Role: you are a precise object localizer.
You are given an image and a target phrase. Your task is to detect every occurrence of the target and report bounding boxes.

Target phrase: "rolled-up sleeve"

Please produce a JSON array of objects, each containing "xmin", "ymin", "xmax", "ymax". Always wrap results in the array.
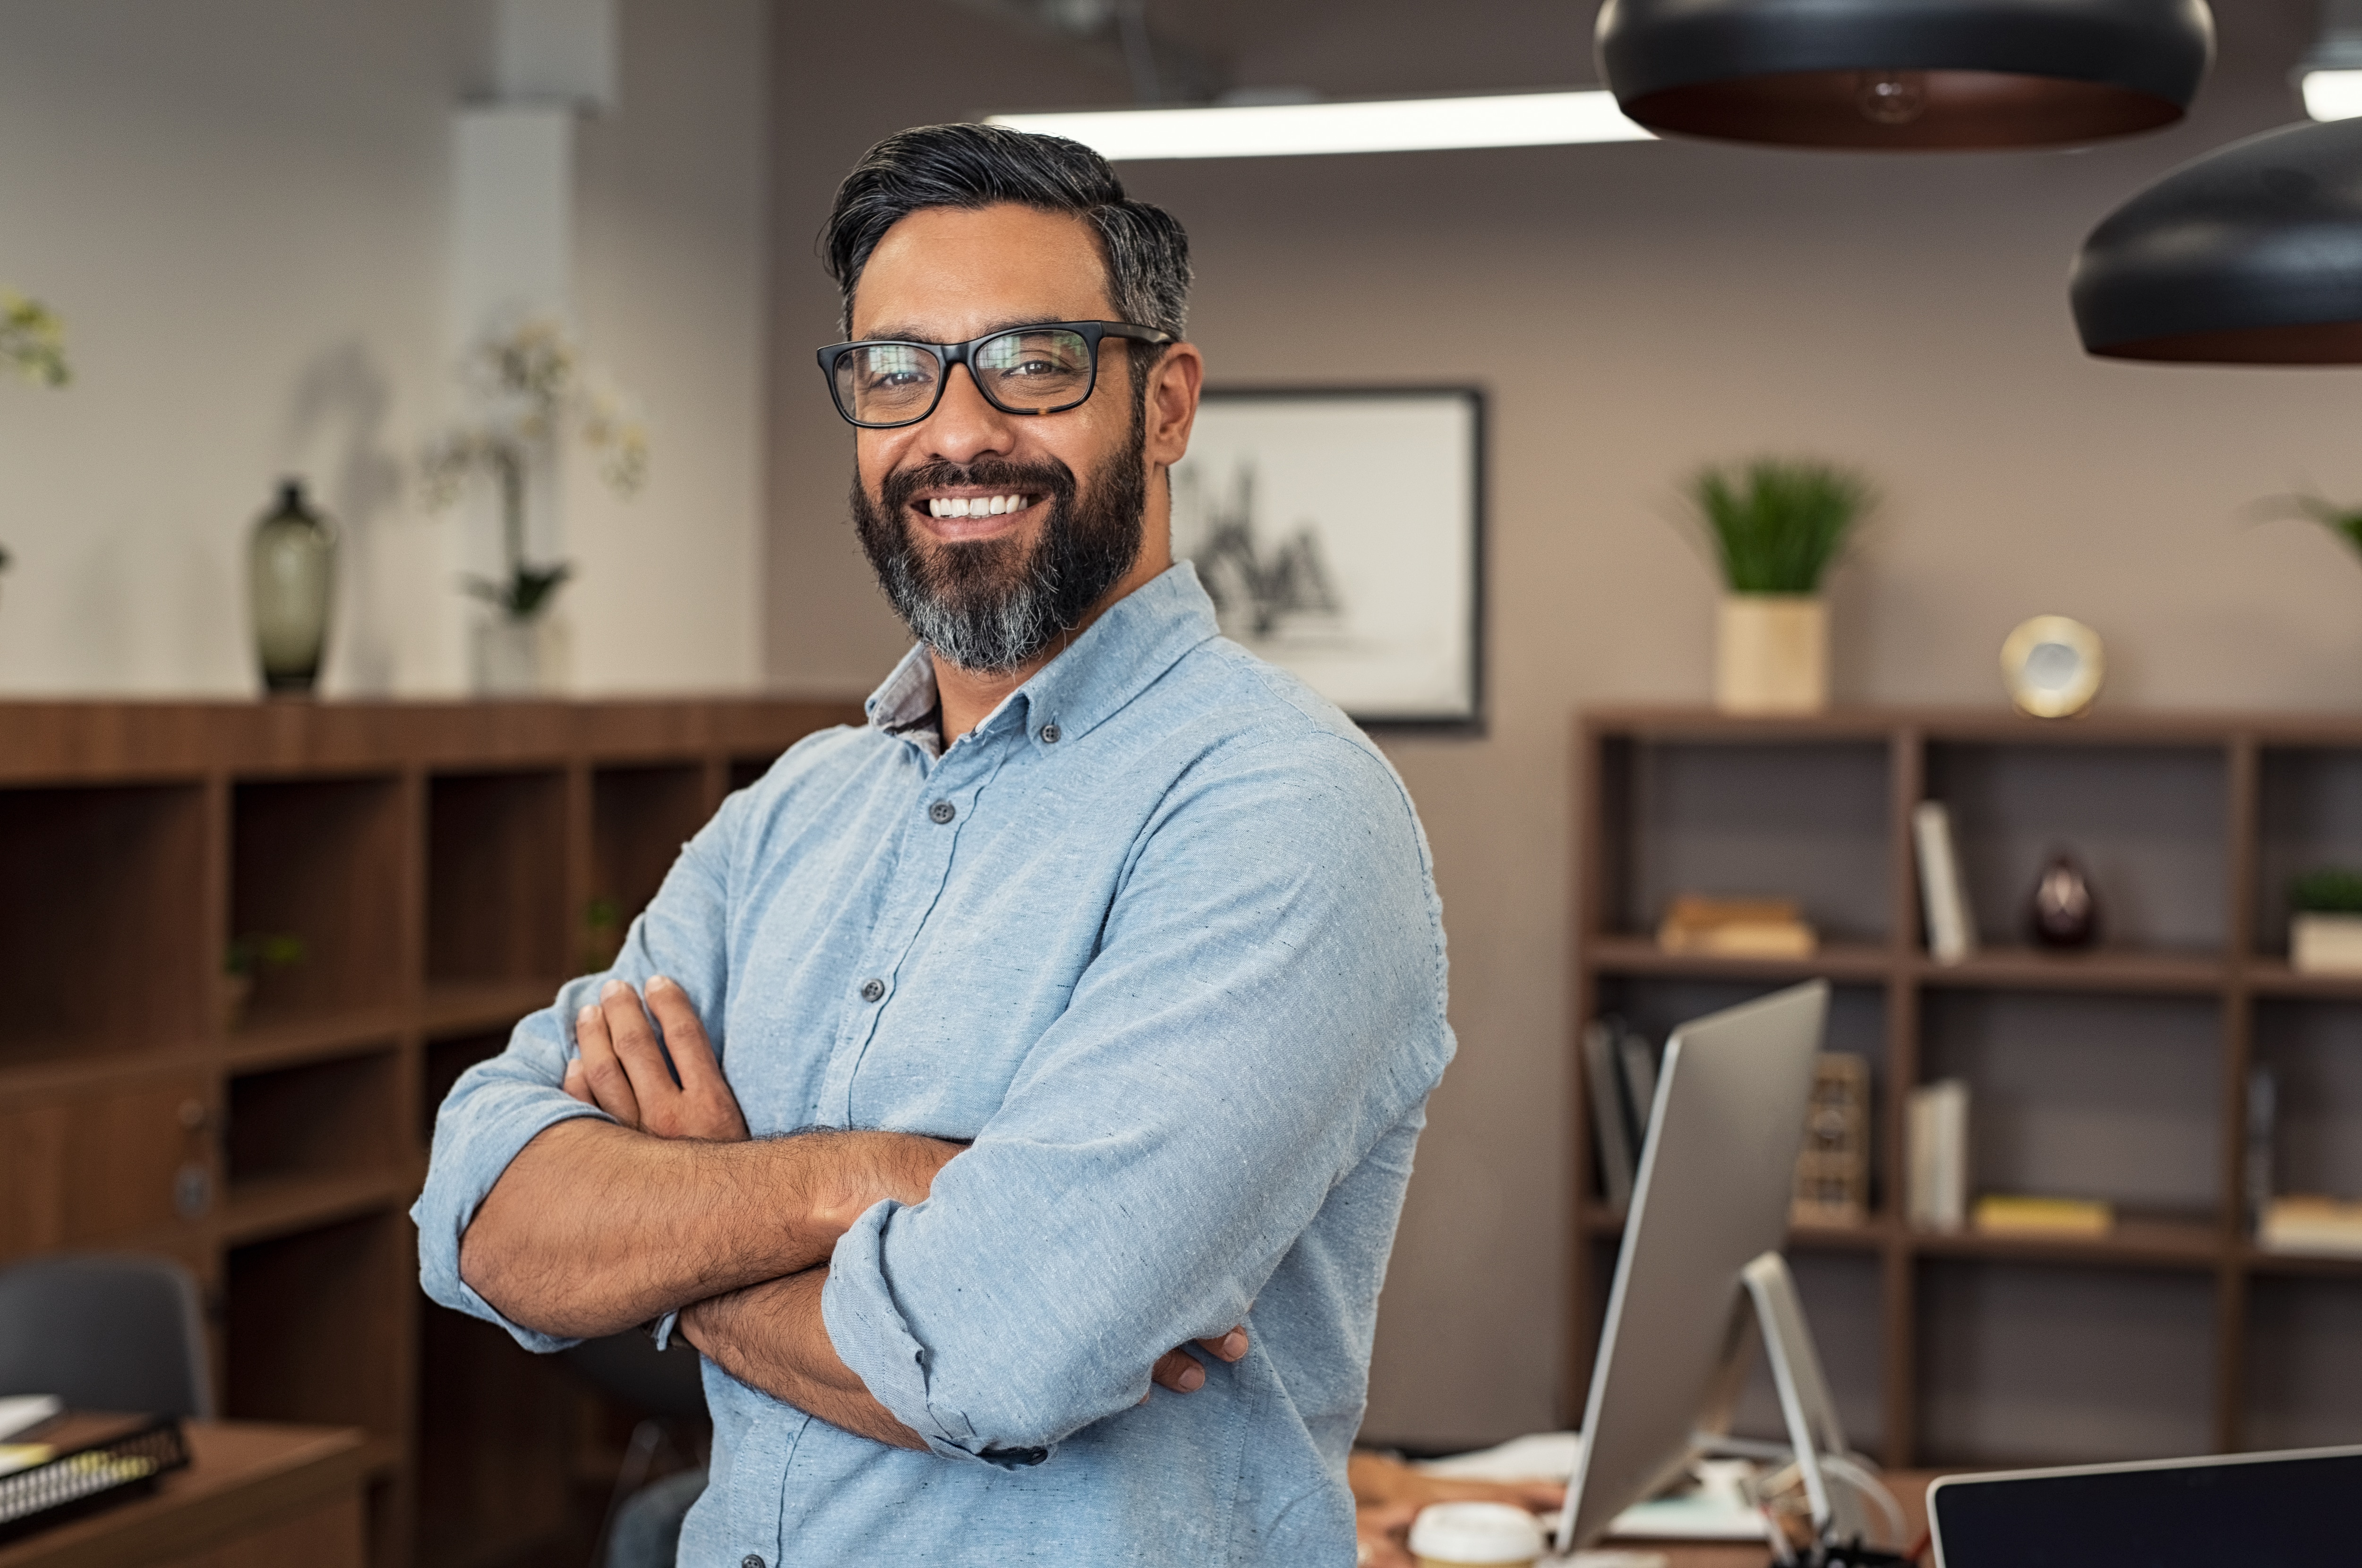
[
  {"xmin": 820, "ymin": 733, "xmax": 1452, "ymax": 1464},
  {"xmin": 411, "ymin": 787, "xmax": 748, "ymax": 1351}
]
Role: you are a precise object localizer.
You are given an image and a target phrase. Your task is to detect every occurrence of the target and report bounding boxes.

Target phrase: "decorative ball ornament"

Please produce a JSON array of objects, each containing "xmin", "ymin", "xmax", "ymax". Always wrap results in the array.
[
  {"xmin": 2002, "ymin": 615, "xmax": 2105, "ymax": 717},
  {"xmin": 1595, "ymin": 0, "xmax": 2215, "ymax": 152}
]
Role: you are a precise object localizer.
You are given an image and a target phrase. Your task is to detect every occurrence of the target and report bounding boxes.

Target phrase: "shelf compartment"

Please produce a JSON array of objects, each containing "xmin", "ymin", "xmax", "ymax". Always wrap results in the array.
[
  {"xmin": 728, "ymin": 754, "xmax": 778, "ymax": 793},
  {"xmin": 1919, "ymin": 989, "xmax": 2225, "ymax": 1219},
  {"xmin": 228, "ymin": 775, "xmax": 405, "ymax": 1031},
  {"xmin": 1598, "ymin": 735, "xmax": 1893, "ymax": 946},
  {"xmin": 224, "ymin": 1209, "xmax": 408, "ymax": 1435},
  {"xmin": 2255, "ymin": 745, "xmax": 2362, "ymax": 960},
  {"xmin": 2250, "ymin": 997, "xmax": 2362, "ymax": 1207},
  {"xmin": 589, "ymin": 763, "xmax": 710, "ymax": 969},
  {"xmin": 1924, "ymin": 740, "xmax": 2228, "ymax": 954},
  {"xmin": 225, "ymin": 1048, "xmax": 402, "ymax": 1187},
  {"xmin": 1915, "ymin": 1258, "xmax": 2217, "ymax": 1467},
  {"xmin": 1915, "ymin": 946, "xmax": 2225, "ymax": 994},
  {"xmin": 2242, "ymin": 1274, "xmax": 2362, "ymax": 1451},
  {"xmin": 416, "ymin": 1307, "xmax": 583, "ymax": 1567},
  {"xmin": 0, "ymin": 783, "xmax": 207, "ymax": 1062},
  {"xmin": 427, "ymin": 769, "xmax": 568, "ymax": 987}
]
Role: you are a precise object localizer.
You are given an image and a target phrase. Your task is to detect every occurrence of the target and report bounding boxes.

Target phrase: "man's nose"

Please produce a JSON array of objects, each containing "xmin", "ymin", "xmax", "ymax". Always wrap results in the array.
[{"xmin": 919, "ymin": 363, "xmax": 1017, "ymax": 465}]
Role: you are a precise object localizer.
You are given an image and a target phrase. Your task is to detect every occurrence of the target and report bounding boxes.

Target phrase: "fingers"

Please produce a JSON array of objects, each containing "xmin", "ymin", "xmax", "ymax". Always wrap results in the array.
[
  {"xmin": 600, "ymin": 978, "xmax": 676, "ymax": 1099},
  {"xmin": 1196, "ymin": 1325, "xmax": 1249, "ymax": 1363},
  {"xmin": 572, "ymin": 996, "xmax": 642, "ymax": 1127},
  {"xmin": 561, "ymin": 1057, "xmax": 593, "ymax": 1105},
  {"xmin": 644, "ymin": 976, "xmax": 720, "ymax": 1091},
  {"xmin": 1150, "ymin": 1347, "xmax": 1206, "ymax": 1393}
]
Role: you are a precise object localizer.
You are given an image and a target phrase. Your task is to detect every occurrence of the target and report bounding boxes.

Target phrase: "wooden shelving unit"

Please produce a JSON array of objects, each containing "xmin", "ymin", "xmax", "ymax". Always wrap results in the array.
[
  {"xmin": 0, "ymin": 696, "xmax": 859, "ymax": 1566},
  {"xmin": 1572, "ymin": 707, "xmax": 2362, "ymax": 1472}
]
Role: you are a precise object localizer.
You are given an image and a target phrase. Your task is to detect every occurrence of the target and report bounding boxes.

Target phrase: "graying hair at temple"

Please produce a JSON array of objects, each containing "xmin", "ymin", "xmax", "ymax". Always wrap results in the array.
[{"xmin": 819, "ymin": 122, "xmax": 1193, "ymax": 352}]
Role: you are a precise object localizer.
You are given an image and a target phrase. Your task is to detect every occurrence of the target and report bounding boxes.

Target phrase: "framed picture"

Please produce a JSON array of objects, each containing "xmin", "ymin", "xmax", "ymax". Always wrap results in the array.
[{"xmin": 1171, "ymin": 386, "xmax": 1485, "ymax": 729}]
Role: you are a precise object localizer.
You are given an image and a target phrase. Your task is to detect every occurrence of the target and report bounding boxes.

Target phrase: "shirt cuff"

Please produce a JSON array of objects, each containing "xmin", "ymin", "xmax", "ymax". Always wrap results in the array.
[
  {"xmin": 413, "ymin": 1089, "xmax": 612, "ymax": 1355},
  {"xmin": 821, "ymin": 1200, "xmax": 1053, "ymax": 1470}
]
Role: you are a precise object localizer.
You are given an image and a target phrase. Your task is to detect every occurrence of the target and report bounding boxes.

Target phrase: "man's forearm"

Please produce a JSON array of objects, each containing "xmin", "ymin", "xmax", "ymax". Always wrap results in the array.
[
  {"xmin": 458, "ymin": 1118, "xmax": 955, "ymax": 1339},
  {"xmin": 680, "ymin": 1270, "xmax": 928, "ymax": 1451}
]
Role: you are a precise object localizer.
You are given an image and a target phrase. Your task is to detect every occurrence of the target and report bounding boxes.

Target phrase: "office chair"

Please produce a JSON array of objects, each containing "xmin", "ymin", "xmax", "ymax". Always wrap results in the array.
[
  {"xmin": 0, "ymin": 1253, "xmax": 216, "ymax": 1418},
  {"xmin": 562, "ymin": 1330, "xmax": 709, "ymax": 1568}
]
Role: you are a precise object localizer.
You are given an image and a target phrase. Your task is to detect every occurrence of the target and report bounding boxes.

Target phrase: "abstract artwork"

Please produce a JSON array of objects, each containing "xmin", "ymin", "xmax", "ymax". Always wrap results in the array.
[{"xmin": 1171, "ymin": 387, "xmax": 1483, "ymax": 726}]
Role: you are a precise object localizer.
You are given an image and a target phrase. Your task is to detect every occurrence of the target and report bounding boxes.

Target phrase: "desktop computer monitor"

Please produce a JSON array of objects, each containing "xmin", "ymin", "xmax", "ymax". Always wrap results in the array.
[{"xmin": 1552, "ymin": 980, "xmax": 1830, "ymax": 1553}]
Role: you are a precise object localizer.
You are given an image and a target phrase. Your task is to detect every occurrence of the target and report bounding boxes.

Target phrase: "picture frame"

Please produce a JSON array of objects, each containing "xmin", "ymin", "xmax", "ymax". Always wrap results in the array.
[{"xmin": 1171, "ymin": 385, "xmax": 1486, "ymax": 730}]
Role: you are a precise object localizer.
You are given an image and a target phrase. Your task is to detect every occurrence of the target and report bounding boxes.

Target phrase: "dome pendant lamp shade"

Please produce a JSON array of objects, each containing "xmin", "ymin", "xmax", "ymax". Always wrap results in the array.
[
  {"xmin": 2075, "ymin": 118, "xmax": 2362, "ymax": 363},
  {"xmin": 1596, "ymin": 0, "xmax": 2215, "ymax": 151}
]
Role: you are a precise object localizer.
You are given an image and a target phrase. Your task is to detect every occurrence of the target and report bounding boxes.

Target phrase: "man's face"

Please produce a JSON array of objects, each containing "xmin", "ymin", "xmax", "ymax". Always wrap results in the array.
[{"xmin": 847, "ymin": 204, "xmax": 1157, "ymax": 673}]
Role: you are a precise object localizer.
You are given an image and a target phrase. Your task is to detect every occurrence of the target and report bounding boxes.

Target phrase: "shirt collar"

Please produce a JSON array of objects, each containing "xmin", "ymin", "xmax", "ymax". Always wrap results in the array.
[{"xmin": 862, "ymin": 562, "xmax": 1220, "ymax": 755}]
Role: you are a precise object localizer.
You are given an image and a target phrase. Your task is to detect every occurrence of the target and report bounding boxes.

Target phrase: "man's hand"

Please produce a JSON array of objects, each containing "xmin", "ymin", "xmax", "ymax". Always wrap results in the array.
[{"xmin": 564, "ymin": 975, "xmax": 749, "ymax": 1141}]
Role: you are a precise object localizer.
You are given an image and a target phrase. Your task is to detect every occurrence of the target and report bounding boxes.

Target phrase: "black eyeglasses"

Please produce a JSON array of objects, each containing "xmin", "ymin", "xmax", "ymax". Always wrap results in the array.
[{"xmin": 816, "ymin": 320, "xmax": 1175, "ymax": 429}]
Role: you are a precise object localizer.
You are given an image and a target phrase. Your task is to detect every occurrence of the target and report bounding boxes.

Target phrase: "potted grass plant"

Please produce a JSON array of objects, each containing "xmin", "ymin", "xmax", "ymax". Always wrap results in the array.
[
  {"xmin": 1686, "ymin": 457, "xmax": 1874, "ymax": 714},
  {"xmin": 2291, "ymin": 868, "xmax": 2362, "ymax": 974}
]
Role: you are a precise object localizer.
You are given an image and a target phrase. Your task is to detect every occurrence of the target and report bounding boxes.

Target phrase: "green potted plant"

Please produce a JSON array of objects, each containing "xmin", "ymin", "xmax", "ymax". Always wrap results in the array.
[
  {"xmin": 2291, "ymin": 868, "xmax": 2362, "ymax": 974},
  {"xmin": 422, "ymin": 315, "xmax": 646, "ymax": 695},
  {"xmin": 1, "ymin": 290, "xmax": 70, "ymax": 596},
  {"xmin": 1685, "ymin": 457, "xmax": 1874, "ymax": 714}
]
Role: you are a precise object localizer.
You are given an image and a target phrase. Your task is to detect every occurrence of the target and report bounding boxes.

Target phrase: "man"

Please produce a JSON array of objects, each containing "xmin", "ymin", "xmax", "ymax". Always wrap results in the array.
[{"xmin": 416, "ymin": 123, "xmax": 1453, "ymax": 1567}]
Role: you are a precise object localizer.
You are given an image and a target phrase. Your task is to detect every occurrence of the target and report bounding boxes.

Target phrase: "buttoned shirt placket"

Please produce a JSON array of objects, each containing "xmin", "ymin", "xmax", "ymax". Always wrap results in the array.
[{"xmin": 813, "ymin": 700, "xmax": 1023, "ymax": 1124}]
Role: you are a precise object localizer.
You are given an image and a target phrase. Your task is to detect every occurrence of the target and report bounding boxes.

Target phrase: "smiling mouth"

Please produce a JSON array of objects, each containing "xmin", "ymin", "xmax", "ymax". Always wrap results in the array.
[{"xmin": 920, "ymin": 493, "xmax": 1036, "ymax": 520}]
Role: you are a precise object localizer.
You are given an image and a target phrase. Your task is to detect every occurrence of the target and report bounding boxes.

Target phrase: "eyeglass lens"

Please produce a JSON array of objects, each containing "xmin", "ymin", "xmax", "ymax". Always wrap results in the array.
[{"xmin": 834, "ymin": 328, "xmax": 1096, "ymax": 424}]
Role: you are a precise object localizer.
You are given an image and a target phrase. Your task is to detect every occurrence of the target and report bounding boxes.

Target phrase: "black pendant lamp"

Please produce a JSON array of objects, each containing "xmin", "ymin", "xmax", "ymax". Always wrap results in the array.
[
  {"xmin": 1597, "ymin": 0, "xmax": 2216, "ymax": 151},
  {"xmin": 2075, "ymin": 117, "xmax": 2362, "ymax": 363}
]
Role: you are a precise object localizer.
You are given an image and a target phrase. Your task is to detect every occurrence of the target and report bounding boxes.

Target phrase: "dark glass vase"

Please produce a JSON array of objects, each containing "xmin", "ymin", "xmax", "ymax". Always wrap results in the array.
[
  {"xmin": 249, "ymin": 479, "xmax": 334, "ymax": 694},
  {"xmin": 2028, "ymin": 852, "xmax": 2100, "ymax": 949}
]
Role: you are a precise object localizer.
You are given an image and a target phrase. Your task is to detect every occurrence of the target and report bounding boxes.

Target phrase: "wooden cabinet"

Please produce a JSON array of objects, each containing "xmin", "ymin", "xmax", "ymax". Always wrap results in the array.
[{"xmin": 0, "ymin": 698, "xmax": 860, "ymax": 1566}]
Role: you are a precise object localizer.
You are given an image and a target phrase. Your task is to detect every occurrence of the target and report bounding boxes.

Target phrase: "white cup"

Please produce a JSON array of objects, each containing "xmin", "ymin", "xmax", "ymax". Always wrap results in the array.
[{"xmin": 1407, "ymin": 1500, "xmax": 1547, "ymax": 1568}]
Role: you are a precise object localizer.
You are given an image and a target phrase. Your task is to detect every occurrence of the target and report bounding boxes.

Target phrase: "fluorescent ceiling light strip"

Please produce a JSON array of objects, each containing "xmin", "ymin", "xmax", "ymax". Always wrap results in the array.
[
  {"xmin": 2303, "ymin": 69, "xmax": 2362, "ymax": 121},
  {"xmin": 985, "ymin": 91, "xmax": 1653, "ymax": 161}
]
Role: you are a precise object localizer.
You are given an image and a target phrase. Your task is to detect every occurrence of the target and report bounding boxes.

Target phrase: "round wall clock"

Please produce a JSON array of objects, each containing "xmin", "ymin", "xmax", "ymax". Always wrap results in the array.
[{"xmin": 2002, "ymin": 615, "xmax": 2105, "ymax": 717}]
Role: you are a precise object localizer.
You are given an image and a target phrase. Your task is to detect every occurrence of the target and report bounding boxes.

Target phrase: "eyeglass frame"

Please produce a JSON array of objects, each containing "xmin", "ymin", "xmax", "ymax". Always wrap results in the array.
[{"xmin": 815, "ymin": 320, "xmax": 1177, "ymax": 429}]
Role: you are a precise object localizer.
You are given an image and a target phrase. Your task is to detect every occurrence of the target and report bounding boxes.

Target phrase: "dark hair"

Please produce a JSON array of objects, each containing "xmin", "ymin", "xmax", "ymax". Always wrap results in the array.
[{"xmin": 820, "ymin": 123, "xmax": 1191, "ymax": 345}]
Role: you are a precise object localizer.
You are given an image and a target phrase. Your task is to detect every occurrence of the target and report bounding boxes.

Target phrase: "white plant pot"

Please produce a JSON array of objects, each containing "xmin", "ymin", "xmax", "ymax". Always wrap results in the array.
[
  {"xmin": 1716, "ymin": 594, "xmax": 1829, "ymax": 715},
  {"xmin": 2292, "ymin": 912, "xmax": 2362, "ymax": 974},
  {"xmin": 472, "ymin": 614, "xmax": 573, "ymax": 697}
]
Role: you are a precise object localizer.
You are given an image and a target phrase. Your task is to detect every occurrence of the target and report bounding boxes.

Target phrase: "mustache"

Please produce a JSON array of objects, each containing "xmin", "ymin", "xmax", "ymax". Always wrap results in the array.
[{"xmin": 878, "ymin": 456, "xmax": 1076, "ymax": 520}]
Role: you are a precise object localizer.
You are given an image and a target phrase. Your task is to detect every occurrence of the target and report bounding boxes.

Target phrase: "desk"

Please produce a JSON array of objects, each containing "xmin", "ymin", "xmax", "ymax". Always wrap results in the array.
[
  {"xmin": 1629, "ymin": 1472, "xmax": 1936, "ymax": 1568},
  {"xmin": 0, "ymin": 1419, "xmax": 375, "ymax": 1568}
]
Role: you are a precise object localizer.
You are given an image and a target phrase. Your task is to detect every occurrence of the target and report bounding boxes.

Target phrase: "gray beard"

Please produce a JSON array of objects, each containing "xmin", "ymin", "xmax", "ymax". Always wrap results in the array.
[{"xmin": 852, "ymin": 436, "xmax": 1149, "ymax": 674}]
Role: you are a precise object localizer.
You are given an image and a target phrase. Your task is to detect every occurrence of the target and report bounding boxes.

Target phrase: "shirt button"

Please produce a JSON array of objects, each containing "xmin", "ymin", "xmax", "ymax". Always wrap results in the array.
[
  {"xmin": 1040, "ymin": 723, "xmax": 1061, "ymax": 743},
  {"xmin": 928, "ymin": 799, "xmax": 957, "ymax": 824},
  {"xmin": 744, "ymin": 1557, "xmax": 766, "ymax": 1568},
  {"xmin": 859, "ymin": 978, "xmax": 885, "ymax": 1003}
]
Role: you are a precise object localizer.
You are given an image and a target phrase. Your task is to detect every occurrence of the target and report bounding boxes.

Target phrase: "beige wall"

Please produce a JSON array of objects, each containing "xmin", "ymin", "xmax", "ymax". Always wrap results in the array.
[
  {"xmin": 0, "ymin": 0, "xmax": 767, "ymax": 696},
  {"xmin": 763, "ymin": 0, "xmax": 2362, "ymax": 1447}
]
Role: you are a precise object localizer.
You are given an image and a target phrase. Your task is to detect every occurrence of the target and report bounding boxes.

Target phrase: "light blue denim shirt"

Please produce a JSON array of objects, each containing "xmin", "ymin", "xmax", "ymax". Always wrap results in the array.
[{"xmin": 414, "ymin": 563, "xmax": 1455, "ymax": 1567}]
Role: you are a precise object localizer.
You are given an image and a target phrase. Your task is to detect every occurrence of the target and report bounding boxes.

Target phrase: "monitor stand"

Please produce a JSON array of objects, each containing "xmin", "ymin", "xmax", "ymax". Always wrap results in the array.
[{"xmin": 1694, "ymin": 1251, "xmax": 1903, "ymax": 1562}]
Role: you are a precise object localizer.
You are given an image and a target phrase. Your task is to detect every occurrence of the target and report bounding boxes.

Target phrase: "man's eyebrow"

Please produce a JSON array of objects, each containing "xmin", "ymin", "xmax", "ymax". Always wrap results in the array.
[{"xmin": 853, "ymin": 315, "xmax": 1084, "ymax": 343}]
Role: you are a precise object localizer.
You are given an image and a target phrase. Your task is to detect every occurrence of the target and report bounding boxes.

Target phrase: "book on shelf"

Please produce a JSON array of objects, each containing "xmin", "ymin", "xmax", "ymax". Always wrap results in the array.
[
  {"xmin": 1912, "ymin": 800, "xmax": 1978, "ymax": 965},
  {"xmin": 1792, "ymin": 1053, "xmax": 1871, "ymax": 1228},
  {"xmin": 1655, "ymin": 895, "xmax": 1816, "ymax": 958},
  {"xmin": 1583, "ymin": 1019, "xmax": 1636, "ymax": 1213},
  {"xmin": 1973, "ymin": 1193, "xmax": 2114, "ymax": 1237},
  {"xmin": 1906, "ymin": 1078, "xmax": 1970, "ymax": 1231},
  {"xmin": 2259, "ymin": 1195, "xmax": 2362, "ymax": 1256}
]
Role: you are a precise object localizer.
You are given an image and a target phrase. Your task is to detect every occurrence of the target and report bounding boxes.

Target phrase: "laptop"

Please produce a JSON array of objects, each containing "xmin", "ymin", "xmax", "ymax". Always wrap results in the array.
[{"xmin": 1929, "ymin": 1445, "xmax": 2362, "ymax": 1568}]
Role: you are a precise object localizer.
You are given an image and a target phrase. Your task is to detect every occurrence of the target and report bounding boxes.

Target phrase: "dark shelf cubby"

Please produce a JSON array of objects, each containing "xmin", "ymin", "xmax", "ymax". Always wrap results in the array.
[
  {"xmin": 427, "ymin": 770, "xmax": 568, "ymax": 987},
  {"xmin": 230, "ymin": 775, "xmax": 406, "ymax": 1030}
]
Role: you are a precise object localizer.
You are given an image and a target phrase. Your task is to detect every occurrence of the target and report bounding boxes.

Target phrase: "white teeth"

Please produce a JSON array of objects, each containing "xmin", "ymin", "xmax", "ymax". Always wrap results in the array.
[{"xmin": 926, "ymin": 494, "xmax": 1028, "ymax": 519}]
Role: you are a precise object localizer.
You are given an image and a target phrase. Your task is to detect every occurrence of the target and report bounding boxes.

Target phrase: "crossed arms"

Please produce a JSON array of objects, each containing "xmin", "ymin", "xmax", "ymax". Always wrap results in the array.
[{"xmin": 457, "ymin": 974, "xmax": 1246, "ymax": 1451}]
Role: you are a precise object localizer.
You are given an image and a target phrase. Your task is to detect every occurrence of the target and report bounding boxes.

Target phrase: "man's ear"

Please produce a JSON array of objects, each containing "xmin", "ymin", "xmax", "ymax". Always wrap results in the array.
[{"xmin": 1143, "ymin": 342, "xmax": 1203, "ymax": 472}]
